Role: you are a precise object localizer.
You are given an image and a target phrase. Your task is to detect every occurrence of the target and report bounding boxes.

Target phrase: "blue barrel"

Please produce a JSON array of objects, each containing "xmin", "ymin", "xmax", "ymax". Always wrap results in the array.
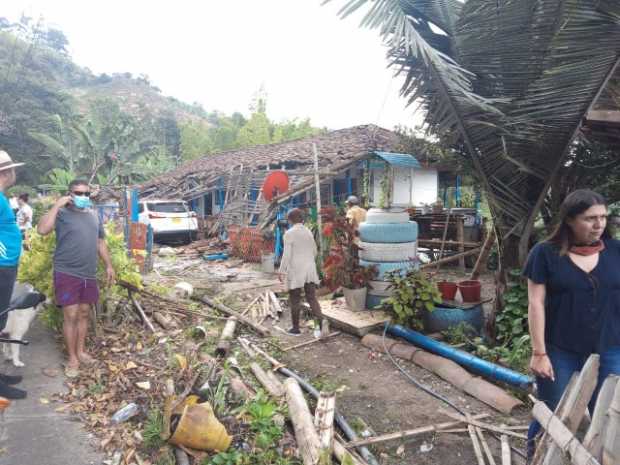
[{"xmin": 422, "ymin": 305, "xmax": 484, "ymax": 334}]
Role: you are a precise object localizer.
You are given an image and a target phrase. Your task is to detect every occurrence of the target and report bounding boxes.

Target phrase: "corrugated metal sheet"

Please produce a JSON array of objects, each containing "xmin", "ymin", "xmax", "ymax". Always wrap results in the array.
[{"xmin": 374, "ymin": 151, "xmax": 421, "ymax": 168}]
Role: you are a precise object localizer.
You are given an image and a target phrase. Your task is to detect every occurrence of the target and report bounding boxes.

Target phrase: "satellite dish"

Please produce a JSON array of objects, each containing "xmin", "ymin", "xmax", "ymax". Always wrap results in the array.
[{"xmin": 261, "ymin": 171, "xmax": 289, "ymax": 201}]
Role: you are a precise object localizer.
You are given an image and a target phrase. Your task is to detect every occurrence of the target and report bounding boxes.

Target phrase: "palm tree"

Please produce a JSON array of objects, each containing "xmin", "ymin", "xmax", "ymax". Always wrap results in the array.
[{"xmin": 331, "ymin": 0, "xmax": 620, "ymax": 268}]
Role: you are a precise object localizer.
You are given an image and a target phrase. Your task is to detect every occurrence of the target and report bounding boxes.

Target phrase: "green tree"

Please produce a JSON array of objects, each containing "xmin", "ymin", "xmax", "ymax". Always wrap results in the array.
[
  {"xmin": 180, "ymin": 120, "xmax": 213, "ymax": 161},
  {"xmin": 332, "ymin": 0, "xmax": 620, "ymax": 268}
]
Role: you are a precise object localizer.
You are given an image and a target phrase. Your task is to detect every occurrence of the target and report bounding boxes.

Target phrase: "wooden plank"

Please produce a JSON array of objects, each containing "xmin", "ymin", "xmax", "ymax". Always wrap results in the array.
[
  {"xmin": 321, "ymin": 303, "xmax": 390, "ymax": 337},
  {"xmin": 530, "ymin": 395, "xmax": 603, "ymax": 465},
  {"xmin": 602, "ymin": 379, "xmax": 620, "ymax": 465},
  {"xmin": 540, "ymin": 355, "xmax": 600, "ymax": 465},
  {"xmin": 584, "ymin": 376, "xmax": 618, "ymax": 460},
  {"xmin": 457, "ymin": 217, "xmax": 466, "ymax": 271},
  {"xmin": 419, "ymin": 239, "xmax": 482, "ymax": 248}
]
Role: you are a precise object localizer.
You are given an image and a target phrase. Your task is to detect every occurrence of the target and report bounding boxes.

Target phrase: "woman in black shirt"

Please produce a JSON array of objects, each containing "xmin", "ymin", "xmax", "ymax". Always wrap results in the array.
[{"xmin": 524, "ymin": 189, "xmax": 620, "ymax": 457}]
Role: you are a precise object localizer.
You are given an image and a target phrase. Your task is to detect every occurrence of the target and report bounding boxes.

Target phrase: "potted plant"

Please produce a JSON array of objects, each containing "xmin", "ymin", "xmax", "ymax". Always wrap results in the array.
[
  {"xmin": 382, "ymin": 269, "xmax": 442, "ymax": 329},
  {"xmin": 322, "ymin": 215, "xmax": 377, "ymax": 310}
]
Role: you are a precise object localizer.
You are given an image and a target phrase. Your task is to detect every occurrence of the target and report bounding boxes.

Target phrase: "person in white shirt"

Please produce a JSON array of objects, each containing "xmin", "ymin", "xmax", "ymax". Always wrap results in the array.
[
  {"xmin": 278, "ymin": 208, "xmax": 323, "ymax": 336},
  {"xmin": 16, "ymin": 193, "xmax": 33, "ymax": 241}
]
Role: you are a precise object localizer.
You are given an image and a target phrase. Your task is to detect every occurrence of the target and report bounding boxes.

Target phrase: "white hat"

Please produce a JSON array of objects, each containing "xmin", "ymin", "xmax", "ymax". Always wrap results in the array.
[{"xmin": 0, "ymin": 151, "xmax": 24, "ymax": 172}]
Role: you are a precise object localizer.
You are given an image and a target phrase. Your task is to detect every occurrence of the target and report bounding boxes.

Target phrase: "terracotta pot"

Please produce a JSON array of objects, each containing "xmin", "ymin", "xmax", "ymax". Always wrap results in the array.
[
  {"xmin": 457, "ymin": 280, "xmax": 481, "ymax": 303},
  {"xmin": 437, "ymin": 281, "xmax": 458, "ymax": 301}
]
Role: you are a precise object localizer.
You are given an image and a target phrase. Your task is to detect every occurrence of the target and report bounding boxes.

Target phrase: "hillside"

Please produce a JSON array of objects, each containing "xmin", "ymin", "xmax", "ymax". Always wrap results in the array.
[{"xmin": 0, "ymin": 19, "xmax": 322, "ymax": 188}]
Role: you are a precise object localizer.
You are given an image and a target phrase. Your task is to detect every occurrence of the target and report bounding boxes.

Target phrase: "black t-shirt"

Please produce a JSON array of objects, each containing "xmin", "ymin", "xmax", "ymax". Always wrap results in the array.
[{"xmin": 523, "ymin": 239, "xmax": 620, "ymax": 354}]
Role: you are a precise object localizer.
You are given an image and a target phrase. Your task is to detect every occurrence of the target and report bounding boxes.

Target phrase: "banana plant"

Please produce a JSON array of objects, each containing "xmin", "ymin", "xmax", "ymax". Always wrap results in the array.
[{"xmin": 330, "ymin": 0, "xmax": 620, "ymax": 267}]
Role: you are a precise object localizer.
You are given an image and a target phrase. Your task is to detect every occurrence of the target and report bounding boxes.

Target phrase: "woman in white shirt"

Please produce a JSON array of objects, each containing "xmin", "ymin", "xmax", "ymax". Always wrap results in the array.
[{"xmin": 278, "ymin": 208, "xmax": 323, "ymax": 336}]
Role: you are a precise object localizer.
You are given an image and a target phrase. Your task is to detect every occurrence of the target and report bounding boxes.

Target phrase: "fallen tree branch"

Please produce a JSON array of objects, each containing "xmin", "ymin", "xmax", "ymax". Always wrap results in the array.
[
  {"xmin": 129, "ymin": 293, "xmax": 156, "ymax": 333},
  {"xmin": 285, "ymin": 378, "xmax": 321, "ymax": 465}
]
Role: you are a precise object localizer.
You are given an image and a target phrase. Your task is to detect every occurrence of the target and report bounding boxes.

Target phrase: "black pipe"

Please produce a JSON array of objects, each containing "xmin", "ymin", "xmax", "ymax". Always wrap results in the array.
[{"xmin": 276, "ymin": 365, "xmax": 380, "ymax": 465}]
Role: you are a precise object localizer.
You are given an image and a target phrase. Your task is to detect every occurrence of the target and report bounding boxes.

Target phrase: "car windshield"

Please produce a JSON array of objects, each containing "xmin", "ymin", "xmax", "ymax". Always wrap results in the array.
[{"xmin": 147, "ymin": 202, "xmax": 188, "ymax": 213}]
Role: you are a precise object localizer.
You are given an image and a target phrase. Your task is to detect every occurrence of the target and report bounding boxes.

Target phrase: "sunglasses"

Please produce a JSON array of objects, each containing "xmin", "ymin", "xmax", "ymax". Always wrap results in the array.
[{"xmin": 71, "ymin": 191, "xmax": 91, "ymax": 197}]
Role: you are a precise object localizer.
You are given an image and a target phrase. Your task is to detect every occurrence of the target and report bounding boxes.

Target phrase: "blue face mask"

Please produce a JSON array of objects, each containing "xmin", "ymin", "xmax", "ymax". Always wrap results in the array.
[{"xmin": 72, "ymin": 195, "xmax": 92, "ymax": 210}]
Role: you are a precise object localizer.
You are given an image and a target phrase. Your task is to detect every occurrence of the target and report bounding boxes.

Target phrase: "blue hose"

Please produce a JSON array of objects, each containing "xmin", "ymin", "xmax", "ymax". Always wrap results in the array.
[{"xmin": 387, "ymin": 324, "xmax": 534, "ymax": 389}]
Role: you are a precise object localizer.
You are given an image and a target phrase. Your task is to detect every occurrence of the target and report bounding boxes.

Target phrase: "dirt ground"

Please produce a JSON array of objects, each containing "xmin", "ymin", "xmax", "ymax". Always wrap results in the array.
[{"xmin": 150, "ymin": 252, "xmax": 530, "ymax": 465}]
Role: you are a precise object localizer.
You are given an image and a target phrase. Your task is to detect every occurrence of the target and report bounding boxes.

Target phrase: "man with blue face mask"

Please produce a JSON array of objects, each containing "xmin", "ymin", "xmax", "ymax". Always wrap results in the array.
[{"xmin": 38, "ymin": 179, "xmax": 115, "ymax": 378}]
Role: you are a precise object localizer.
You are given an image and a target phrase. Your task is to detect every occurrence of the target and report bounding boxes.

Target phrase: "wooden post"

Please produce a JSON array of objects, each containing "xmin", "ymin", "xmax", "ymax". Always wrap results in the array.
[
  {"xmin": 457, "ymin": 216, "xmax": 466, "ymax": 271},
  {"xmin": 602, "ymin": 379, "xmax": 620, "ymax": 465},
  {"xmin": 530, "ymin": 395, "xmax": 603, "ymax": 465},
  {"xmin": 538, "ymin": 355, "xmax": 600, "ymax": 465},
  {"xmin": 249, "ymin": 362, "xmax": 285, "ymax": 398},
  {"xmin": 315, "ymin": 392, "xmax": 336, "ymax": 465},
  {"xmin": 285, "ymin": 378, "xmax": 321, "ymax": 465},
  {"xmin": 215, "ymin": 318, "xmax": 237, "ymax": 357},
  {"xmin": 584, "ymin": 376, "xmax": 618, "ymax": 459},
  {"xmin": 470, "ymin": 228, "xmax": 496, "ymax": 280},
  {"xmin": 313, "ymin": 143, "xmax": 323, "ymax": 262}
]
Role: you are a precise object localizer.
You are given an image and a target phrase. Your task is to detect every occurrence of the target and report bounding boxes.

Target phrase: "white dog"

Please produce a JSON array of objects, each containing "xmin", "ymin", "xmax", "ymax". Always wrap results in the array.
[{"xmin": 1, "ymin": 282, "xmax": 47, "ymax": 367}]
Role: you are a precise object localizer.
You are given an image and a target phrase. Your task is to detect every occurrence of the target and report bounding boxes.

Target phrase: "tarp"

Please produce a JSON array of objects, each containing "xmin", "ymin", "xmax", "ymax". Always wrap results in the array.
[{"xmin": 372, "ymin": 151, "xmax": 421, "ymax": 169}]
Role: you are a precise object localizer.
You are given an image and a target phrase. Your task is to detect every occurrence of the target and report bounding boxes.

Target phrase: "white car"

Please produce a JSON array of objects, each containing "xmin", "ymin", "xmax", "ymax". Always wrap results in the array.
[{"xmin": 138, "ymin": 200, "xmax": 198, "ymax": 244}]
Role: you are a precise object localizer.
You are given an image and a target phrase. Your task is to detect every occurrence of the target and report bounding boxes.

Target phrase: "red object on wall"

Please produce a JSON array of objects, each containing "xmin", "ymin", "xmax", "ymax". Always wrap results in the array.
[{"xmin": 261, "ymin": 171, "xmax": 289, "ymax": 201}]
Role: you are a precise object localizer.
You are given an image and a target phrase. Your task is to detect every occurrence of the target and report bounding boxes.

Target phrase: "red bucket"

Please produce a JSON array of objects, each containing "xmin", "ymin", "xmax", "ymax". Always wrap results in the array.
[
  {"xmin": 458, "ymin": 280, "xmax": 481, "ymax": 303},
  {"xmin": 437, "ymin": 281, "xmax": 458, "ymax": 301}
]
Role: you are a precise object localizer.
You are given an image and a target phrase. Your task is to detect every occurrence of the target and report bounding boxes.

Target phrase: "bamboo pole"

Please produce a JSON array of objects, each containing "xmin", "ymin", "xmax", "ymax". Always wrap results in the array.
[
  {"xmin": 530, "ymin": 395, "xmax": 602, "ymax": 465},
  {"xmin": 476, "ymin": 426, "xmax": 497, "ymax": 465},
  {"xmin": 457, "ymin": 217, "xmax": 466, "ymax": 271},
  {"xmin": 244, "ymin": 339, "xmax": 380, "ymax": 465},
  {"xmin": 333, "ymin": 440, "xmax": 367, "ymax": 465},
  {"xmin": 345, "ymin": 413, "xmax": 489, "ymax": 447},
  {"xmin": 285, "ymin": 378, "xmax": 321, "ymax": 465},
  {"xmin": 436, "ymin": 209, "xmax": 452, "ymax": 268},
  {"xmin": 283, "ymin": 332, "xmax": 341, "ymax": 352},
  {"xmin": 468, "ymin": 421, "xmax": 486, "ymax": 465},
  {"xmin": 249, "ymin": 362, "xmax": 285, "ymax": 398},
  {"xmin": 315, "ymin": 392, "xmax": 336, "ymax": 465},
  {"xmin": 421, "ymin": 247, "xmax": 482, "ymax": 270},
  {"xmin": 313, "ymin": 143, "xmax": 323, "ymax": 262},
  {"xmin": 198, "ymin": 295, "xmax": 271, "ymax": 337},
  {"xmin": 153, "ymin": 312, "xmax": 176, "ymax": 330},
  {"xmin": 470, "ymin": 228, "xmax": 496, "ymax": 280},
  {"xmin": 441, "ymin": 411, "xmax": 527, "ymax": 440},
  {"xmin": 215, "ymin": 318, "xmax": 238, "ymax": 357},
  {"xmin": 500, "ymin": 431, "xmax": 511, "ymax": 465}
]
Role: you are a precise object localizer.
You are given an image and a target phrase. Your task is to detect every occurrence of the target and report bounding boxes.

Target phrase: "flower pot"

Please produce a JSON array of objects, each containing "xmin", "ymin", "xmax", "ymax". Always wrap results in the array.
[
  {"xmin": 457, "ymin": 280, "xmax": 481, "ymax": 303},
  {"xmin": 437, "ymin": 281, "xmax": 458, "ymax": 301},
  {"xmin": 343, "ymin": 287, "xmax": 367, "ymax": 311}
]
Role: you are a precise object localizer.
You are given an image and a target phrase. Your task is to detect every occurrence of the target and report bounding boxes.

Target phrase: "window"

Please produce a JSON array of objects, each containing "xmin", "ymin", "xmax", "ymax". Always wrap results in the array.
[{"xmin": 147, "ymin": 202, "xmax": 188, "ymax": 213}]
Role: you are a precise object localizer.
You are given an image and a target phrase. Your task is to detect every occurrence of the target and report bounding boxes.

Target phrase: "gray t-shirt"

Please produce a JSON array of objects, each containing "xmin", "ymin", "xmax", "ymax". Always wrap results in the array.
[{"xmin": 53, "ymin": 207, "xmax": 105, "ymax": 279}]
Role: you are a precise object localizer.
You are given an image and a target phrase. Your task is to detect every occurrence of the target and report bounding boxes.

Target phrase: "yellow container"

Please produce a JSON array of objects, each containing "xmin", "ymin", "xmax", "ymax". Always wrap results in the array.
[{"xmin": 168, "ymin": 401, "xmax": 232, "ymax": 452}]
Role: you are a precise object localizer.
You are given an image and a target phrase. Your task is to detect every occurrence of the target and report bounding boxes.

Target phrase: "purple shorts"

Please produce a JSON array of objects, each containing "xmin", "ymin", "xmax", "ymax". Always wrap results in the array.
[{"xmin": 54, "ymin": 271, "xmax": 99, "ymax": 307}]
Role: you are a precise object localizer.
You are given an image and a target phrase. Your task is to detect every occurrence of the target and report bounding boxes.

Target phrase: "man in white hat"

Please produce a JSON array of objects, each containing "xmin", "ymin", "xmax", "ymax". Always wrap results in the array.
[{"xmin": 0, "ymin": 150, "xmax": 27, "ymax": 399}]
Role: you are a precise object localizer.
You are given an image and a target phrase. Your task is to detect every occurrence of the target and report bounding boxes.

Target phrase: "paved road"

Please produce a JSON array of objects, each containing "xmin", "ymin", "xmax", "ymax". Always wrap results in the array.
[{"xmin": 0, "ymin": 320, "xmax": 104, "ymax": 465}]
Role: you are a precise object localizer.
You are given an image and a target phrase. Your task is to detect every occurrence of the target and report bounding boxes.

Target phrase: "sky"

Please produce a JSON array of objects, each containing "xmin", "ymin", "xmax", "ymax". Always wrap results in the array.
[{"xmin": 3, "ymin": 0, "xmax": 424, "ymax": 130}]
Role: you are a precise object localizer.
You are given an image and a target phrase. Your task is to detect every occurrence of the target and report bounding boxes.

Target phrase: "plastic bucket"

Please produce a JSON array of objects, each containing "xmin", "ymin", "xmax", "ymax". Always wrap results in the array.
[
  {"xmin": 343, "ymin": 287, "xmax": 367, "ymax": 311},
  {"xmin": 261, "ymin": 253, "xmax": 275, "ymax": 273},
  {"xmin": 457, "ymin": 280, "xmax": 481, "ymax": 303},
  {"xmin": 437, "ymin": 281, "xmax": 458, "ymax": 301}
]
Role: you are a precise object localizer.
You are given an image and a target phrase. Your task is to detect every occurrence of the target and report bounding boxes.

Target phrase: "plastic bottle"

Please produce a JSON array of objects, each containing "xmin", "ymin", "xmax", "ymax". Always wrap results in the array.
[
  {"xmin": 111, "ymin": 403, "xmax": 139, "ymax": 424},
  {"xmin": 313, "ymin": 320, "xmax": 321, "ymax": 339}
]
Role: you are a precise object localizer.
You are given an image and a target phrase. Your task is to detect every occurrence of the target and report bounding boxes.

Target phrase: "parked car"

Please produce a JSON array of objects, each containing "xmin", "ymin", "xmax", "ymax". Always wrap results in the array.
[{"xmin": 138, "ymin": 200, "xmax": 198, "ymax": 244}]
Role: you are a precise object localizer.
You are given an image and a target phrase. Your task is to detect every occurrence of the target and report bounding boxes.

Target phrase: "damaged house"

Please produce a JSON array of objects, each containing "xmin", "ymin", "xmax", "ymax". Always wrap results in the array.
[{"xmin": 139, "ymin": 125, "xmax": 447, "ymax": 231}]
